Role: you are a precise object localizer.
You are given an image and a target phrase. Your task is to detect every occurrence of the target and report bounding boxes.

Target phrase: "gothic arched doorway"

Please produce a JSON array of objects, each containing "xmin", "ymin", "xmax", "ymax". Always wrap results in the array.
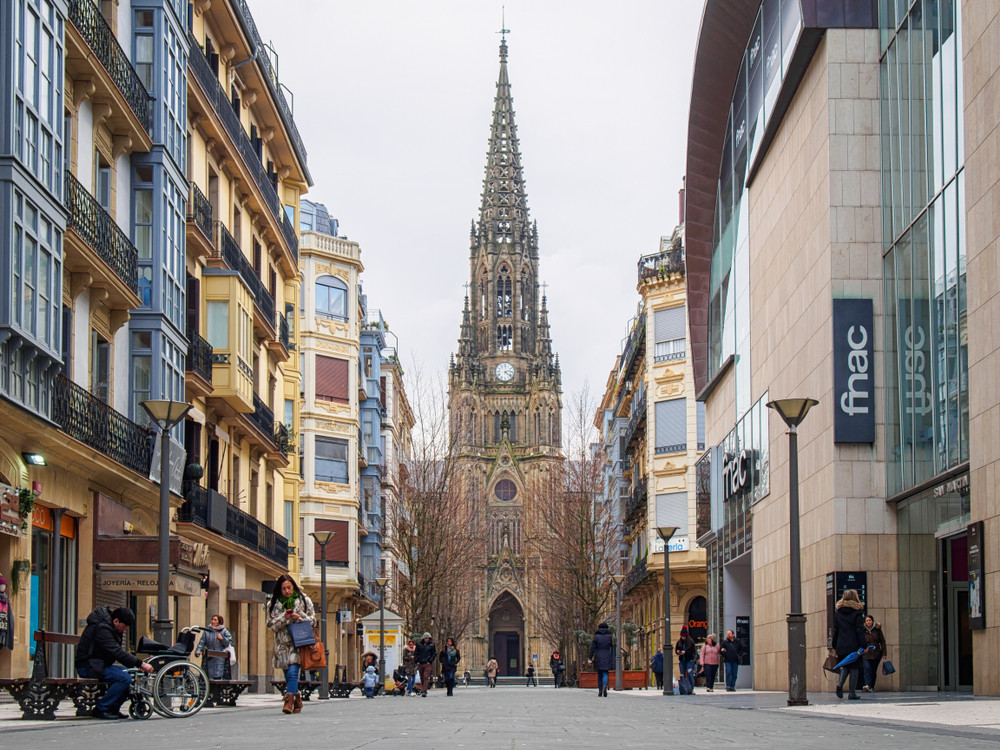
[{"xmin": 488, "ymin": 592, "xmax": 524, "ymax": 677}]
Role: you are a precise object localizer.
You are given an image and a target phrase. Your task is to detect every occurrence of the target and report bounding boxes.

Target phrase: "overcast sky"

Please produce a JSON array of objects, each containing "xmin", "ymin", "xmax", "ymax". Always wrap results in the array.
[{"xmin": 252, "ymin": 0, "xmax": 703, "ymax": 417}]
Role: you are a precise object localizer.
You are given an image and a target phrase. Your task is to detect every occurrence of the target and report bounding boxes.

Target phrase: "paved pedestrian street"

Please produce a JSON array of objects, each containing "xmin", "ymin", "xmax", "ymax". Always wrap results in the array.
[{"xmin": 2, "ymin": 687, "xmax": 1000, "ymax": 749}]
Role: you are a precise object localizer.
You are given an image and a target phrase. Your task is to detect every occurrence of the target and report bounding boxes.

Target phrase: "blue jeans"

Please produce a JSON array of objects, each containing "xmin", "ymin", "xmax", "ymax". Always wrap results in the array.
[
  {"xmin": 678, "ymin": 659, "xmax": 694, "ymax": 679},
  {"xmin": 364, "ymin": 686, "xmax": 374, "ymax": 698},
  {"xmin": 283, "ymin": 664, "xmax": 301, "ymax": 694},
  {"xmin": 725, "ymin": 662, "xmax": 739, "ymax": 689},
  {"xmin": 597, "ymin": 669, "xmax": 609, "ymax": 693},
  {"xmin": 407, "ymin": 674, "xmax": 416, "ymax": 694},
  {"xmin": 78, "ymin": 664, "xmax": 132, "ymax": 713}
]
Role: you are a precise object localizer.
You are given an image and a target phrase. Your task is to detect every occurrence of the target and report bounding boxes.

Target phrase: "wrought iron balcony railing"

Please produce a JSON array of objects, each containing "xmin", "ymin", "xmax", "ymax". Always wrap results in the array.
[
  {"xmin": 187, "ymin": 181, "xmax": 212, "ymax": 241},
  {"xmin": 213, "ymin": 222, "xmax": 276, "ymax": 324},
  {"xmin": 638, "ymin": 244, "xmax": 685, "ymax": 283},
  {"xmin": 179, "ymin": 485, "xmax": 288, "ymax": 567},
  {"xmin": 67, "ymin": 0, "xmax": 152, "ymax": 131},
  {"xmin": 250, "ymin": 392, "xmax": 275, "ymax": 443},
  {"xmin": 623, "ymin": 556, "xmax": 650, "ymax": 595},
  {"xmin": 625, "ymin": 390, "xmax": 647, "ymax": 447},
  {"xmin": 187, "ymin": 33, "xmax": 297, "ymax": 264},
  {"xmin": 273, "ymin": 422, "xmax": 290, "ymax": 458},
  {"xmin": 622, "ymin": 478, "xmax": 648, "ymax": 523},
  {"xmin": 279, "ymin": 314, "xmax": 291, "ymax": 351},
  {"xmin": 64, "ymin": 172, "xmax": 139, "ymax": 294},
  {"xmin": 52, "ymin": 374, "xmax": 153, "ymax": 476},
  {"xmin": 186, "ymin": 331, "xmax": 213, "ymax": 384}
]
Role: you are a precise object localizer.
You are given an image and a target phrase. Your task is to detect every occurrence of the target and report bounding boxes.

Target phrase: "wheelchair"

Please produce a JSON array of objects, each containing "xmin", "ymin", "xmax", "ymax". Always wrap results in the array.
[{"xmin": 125, "ymin": 627, "xmax": 210, "ymax": 719}]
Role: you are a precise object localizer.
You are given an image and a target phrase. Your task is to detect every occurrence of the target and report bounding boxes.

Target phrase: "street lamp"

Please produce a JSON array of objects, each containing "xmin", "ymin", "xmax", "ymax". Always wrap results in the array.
[
  {"xmin": 140, "ymin": 399, "xmax": 192, "ymax": 646},
  {"xmin": 309, "ymin": 530, "xmax": 335, "ymax": 700},
  {"xmin": 375, "ymin": 576, "xmax": 389, "ymax": 695},
  {"xmin": 611, "ymin": 573, "xmax": 625, "ymax": 692},
  {"xmin": 766, "ymin": 397, "xmax": 818, "ymax": 707},
  {"xmin": 657, "ymin": 525, "xmax": 679, "ymax": 696}
]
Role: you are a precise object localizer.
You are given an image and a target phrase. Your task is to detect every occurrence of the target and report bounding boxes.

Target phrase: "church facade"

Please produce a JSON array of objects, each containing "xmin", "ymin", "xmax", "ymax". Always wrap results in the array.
[{"xmin": 449, "ymin": 39, "xmax": 562, "ymax": 677}]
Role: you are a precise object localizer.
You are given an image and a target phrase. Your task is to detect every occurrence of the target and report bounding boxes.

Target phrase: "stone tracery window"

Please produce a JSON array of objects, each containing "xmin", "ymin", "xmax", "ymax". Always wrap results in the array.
[
  {"xmin": 494, "ymin": 479, "xmax": 517, "ymax": 502},
  {"xmin": 497, "ymin": 265, "xmax": 512, "ymax": 318},
  {"xmin": 497, "ymin": 324, "xmax": 512, "ymax": 351}
]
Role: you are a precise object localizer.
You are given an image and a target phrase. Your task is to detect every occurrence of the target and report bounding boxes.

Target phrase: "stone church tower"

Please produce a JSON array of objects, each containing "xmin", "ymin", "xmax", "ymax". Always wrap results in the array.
[{"xmin": 449, "ymin": 38, "xmax": 563, "ymax": 677}]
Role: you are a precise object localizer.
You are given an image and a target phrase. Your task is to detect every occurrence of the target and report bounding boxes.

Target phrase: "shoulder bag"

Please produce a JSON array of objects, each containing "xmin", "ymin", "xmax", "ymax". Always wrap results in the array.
[
  {"xmin": 299, "ymin": 628, "xmax": 326, "ymax": 671},
  {"xmin": 288, "ymin": 620, "xmax": 316, "ymax": 648}
]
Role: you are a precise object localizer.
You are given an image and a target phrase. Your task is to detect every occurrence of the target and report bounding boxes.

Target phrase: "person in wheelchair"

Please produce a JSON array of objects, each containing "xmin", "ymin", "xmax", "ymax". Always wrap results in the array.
[{"xmin": 75, "ymin": 606, "xmax": 153, "ymax": 720}]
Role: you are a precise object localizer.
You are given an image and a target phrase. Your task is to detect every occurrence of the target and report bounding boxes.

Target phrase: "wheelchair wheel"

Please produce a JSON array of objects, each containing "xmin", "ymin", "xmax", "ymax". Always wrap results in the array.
[
  {"xmin": 152, "ymin": 661, "xmax": 209, "ymax": 718},
  {"xmin": 128, "ymin": 698, "xmax": 152, "ymax": 720}
]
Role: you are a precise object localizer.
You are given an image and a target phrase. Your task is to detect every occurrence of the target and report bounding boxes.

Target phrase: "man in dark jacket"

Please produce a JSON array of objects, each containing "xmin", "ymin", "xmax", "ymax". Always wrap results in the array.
[
  {"xmin": 650, "ymin": 649, "xmax": 664, "ymax": 689},
  {"xmin": 75, "ymin": 606, "xmax": 152, "ymax": 719},
  {"xmin": 831, "ymin": 589, "xmax": 866, "ymax": 699},
  {"xmin": 720, "ymin": 630, "xmax": 741, "ymax": 691},
  {"xmin": 414, "ymin": 632, "xmax": 436, "ymax": 697},
  {"xmin": 550, "ymin": 651, "xmax": 565, "ymax": 688},
  {"xmin": 588, "ymin": 622, "xmax": 614, "ymax": 697}
]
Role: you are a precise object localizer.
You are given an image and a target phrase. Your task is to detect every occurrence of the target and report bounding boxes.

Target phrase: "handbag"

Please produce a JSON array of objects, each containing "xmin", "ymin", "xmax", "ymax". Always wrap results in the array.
[
  {"xmin": 288, "ymin": 620, "xmax": 316, "ymax": 648},
  {"xmin": 225, "ymin": 645, "xmax": 237, "ymax": 666},
  {"xmin": 882, "ymin": 660, "xmax": 896, "ymax": 676},
  {"xmin": 300, "ymin": 632, "xmax": 326, "ymax": 671},
  {"xmin": 823, "ymin": 653, "xmax": 840, "ymax": 675}
]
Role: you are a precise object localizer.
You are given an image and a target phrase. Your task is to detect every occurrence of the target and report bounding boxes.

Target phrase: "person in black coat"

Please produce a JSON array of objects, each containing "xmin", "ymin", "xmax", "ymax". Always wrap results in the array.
[
  {"xmin": 862, "ymin": 615, "xmax": 887, "ymax": 692},
  {"xmin": 830, "ymin": 589, "xmax": 867, "ymax": 700},
  {"xmin": 438, "ymin": 637, "xmax": 461, "ymax": 697},
  {"xmin": 719, "ymin": 630, "xmax": 741, "ymax": 691},
  {"xmin": 675, "ymin": 626, "xmax": 697, "ymax": 692},
  {"xmin": 588, "ymin": 622, "xmax": 615, "ymax": 697},
  {"xmin": 75, "ymin": 606, "xmax": 153, "ymax": 719},
  {"xmin": 650, "ymin": 649, "xmax": 664, "ymax": 689},
  {"xmin": 550, "ymin": 651, "xmax": 565, "ymax": 688},
  {"xmin": 415, "ymin": 632, "xmax": 436, "ymax": 697}
]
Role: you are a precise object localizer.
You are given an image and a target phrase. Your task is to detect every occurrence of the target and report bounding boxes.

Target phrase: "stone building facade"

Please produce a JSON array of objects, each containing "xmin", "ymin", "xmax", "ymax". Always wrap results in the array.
[{"xmin": 449, "ymin": 39, "xmax": 563, "ymax": 677}]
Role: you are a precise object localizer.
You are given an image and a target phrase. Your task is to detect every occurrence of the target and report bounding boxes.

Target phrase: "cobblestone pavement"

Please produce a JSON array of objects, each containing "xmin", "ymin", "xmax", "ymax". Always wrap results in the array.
[{"xmin": 1, "ymin": 686, "xmax": 998, "ymax": 748}]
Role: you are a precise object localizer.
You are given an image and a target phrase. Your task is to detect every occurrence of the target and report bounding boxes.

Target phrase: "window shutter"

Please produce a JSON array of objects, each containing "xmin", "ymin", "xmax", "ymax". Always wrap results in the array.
[
  {"xmin": 380, "ymin": 376, "xmax": 386, "ymax": 406},
  {"xmin": 697, "ymin": 402, "xmax": 705, "ymax": 449},
  {"xmin": 654, "ymin": 399, "xmax": 686, "ymax": 453},
  {"xmin": 655, "ymin": 492, "xmax": 688, "ymax": 536},
  {"xmin": 186, "ymin": 275, "xmax": 200, "ymax": 338},
  {"xmin": 61, "ymin": 305, "xmax": 72, "ymax": 373},
  {"xmin": 654, "ymin": 306, "xmax": 685, "ymax": 343},
  {"xmin": 314, "ymin": 519, "xmax": 350, "ymax": 563},
  {"xmin": 316, "ymin": 356, "xmax": 349, "ymax": 403},
  {"xmin": 253, "ymin": 239, "xmax": 262, "ymax": 278}
]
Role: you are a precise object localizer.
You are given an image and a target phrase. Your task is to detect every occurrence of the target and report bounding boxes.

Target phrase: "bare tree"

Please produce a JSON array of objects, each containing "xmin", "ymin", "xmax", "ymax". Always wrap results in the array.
[
  {"xmin": 386, "ymin": 363, "xmax": 482, "ymax": 645},
  {"xmin": 526, "ymin": 384, "xmax": 619, "ymax": 673}
]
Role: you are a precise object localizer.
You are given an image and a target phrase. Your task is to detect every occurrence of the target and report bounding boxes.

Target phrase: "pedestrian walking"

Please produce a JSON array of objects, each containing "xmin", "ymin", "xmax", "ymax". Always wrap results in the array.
[
  {"xmin": 439, "ymin": 637, "xmax": 461, "ymax": 696},
  {"xmin": 588, "ymin": 622, "xmax": 614, "ymax": 697},
  {"xmin": 415, "ymin": 632, "xmax": 436, "ymax": 697},
  {"xmin": 363, "ymin": 665, "xmax": 378, "ymax": 698},
  {"xmin": 862, "ymin": 616, "xmax": 886, "ymax": 692},
  {"xmin": 650, "ymin": 649, "xmax": 664, "ymax": 690},
  {"xmin": 402, "ymin": 638, "xmax": 418, "ymax": 695},
  {"xmin": 193, "ymin": 614, "xmax": 232, "ymax": 680},
  {"xmin": 486, "ymin": 656, "xmax": 499, "ymax": 687},
  {"xmin": 75, "ymin": 606, "xmax": 154, "ymax": 719},
  {"xmin": 831, "ymin": 588, "xmax": 866, "ymax": 700},
  {"xmin": 700, "ymin": 634, "xmax": 721, "ymax": 692},
  {"xmin": 550, "ymin": 650, "xmax": 565, "ymax": 688},
  {"xmin": 266, "ymin": 573, "xmax": 316, "ymax": 714},
  {"xmin": 525, "ymin": 664, "xmax": 537, "ymax": 687},
  {"xmin": 720, "ymin": 629, "xmax": 741, "ymax": 691},
  {"xmin": 675, "ymin": 626, "xmax": 697, "ymax": 694}
]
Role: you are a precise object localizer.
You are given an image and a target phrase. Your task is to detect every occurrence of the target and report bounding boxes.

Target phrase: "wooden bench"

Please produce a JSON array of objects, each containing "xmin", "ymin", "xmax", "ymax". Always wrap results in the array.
[
  {"xmin": 200, "ymin": 649, "xmax": 252, "ymax": 708},
  {"xmin": 270, "ymin": 678, "xmax": 321, "ymax": 700},
  {"xmin": 330, "ymin": 664, "xmax": 359, "ymax": 698},
  {"xmin": 0, "ymin": 630, "xmax": 108, "ymax": 720}
]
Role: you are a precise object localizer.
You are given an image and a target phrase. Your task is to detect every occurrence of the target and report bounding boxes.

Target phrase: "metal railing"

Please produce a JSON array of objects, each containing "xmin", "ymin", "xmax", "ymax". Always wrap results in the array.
[
  {"xmin": 622, "ymin": 478, "xmax": 648, "ymax": 522},
  {"xmin": 364, "ymin": 309, "xmax": 387, "ymax": 332},
  {"xmin": 187, "ymin": 181, "xmax": 213, "ymax": 241},
  {"xmin": 614, "ymin": 313, "xmax": 646, "ymax": 416},
  {"xmin": 279, "ymin": 314, "xmax": 290, "ymax": 351},
  {"xmin": 273, "ymin": 422, "xmax": 290, "ymax": 458},
  {"xmin": 638, "ymin": 244, "xmax": 685, "ymax": 283},
  {"xmin": 623, "ymin": 557, "xmax": 650, "ymax": 595},
  {"xmin": 67, "ymin": 0, "xmax": 152, "ymax": 131},
  {"xmin": 625, "ymin": 390, "xmax": 647, "ymax": 447},
  {"xmin": 213, "ymin": 221, "xmax": 276, "ymax": 325},
  {"xmin": 250, "ymin": 392, "xmax": 275, "ymax": 443},
  {"xmin": 187, "ymin": 33, "xmax": 297, "ymax": 264},
  {"xmin": 179, "ymin": 486, "xmax": 288, "ymax": 567},
  {"xmin": 52, "ymin": 374, "xmax": 153, "ymax": 476},
  {"xmin": 64, "ymin": 173, "xmax": 139, "ymax": 294},
  {"xmin": 186, "ymin": 332, "xmax": 213, "ymax": 384}
]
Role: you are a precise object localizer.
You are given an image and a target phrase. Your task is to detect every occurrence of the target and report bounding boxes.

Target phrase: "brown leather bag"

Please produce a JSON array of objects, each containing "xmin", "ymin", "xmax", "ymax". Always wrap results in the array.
[{"xmin": 299, "ymin": 629, "xmax": 327, "ymax": 671}]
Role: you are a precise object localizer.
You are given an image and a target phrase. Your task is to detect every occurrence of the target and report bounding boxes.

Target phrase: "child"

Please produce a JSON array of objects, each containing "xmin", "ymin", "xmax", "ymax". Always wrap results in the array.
[{"xmin": 363, "ymin": 665, "xmax": 378, "ymax": 698}]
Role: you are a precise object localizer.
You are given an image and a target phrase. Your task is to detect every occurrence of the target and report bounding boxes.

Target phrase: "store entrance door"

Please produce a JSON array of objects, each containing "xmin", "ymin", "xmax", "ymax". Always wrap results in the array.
[{"xmin": 943, "ymin": 535, "xmax": 973, "ymax": 691}]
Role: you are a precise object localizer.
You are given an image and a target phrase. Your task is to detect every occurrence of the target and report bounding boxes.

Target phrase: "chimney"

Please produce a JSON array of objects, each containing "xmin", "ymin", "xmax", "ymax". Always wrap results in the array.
[{"xmin": 678, "ymin": 176, "xmax": 686, "ymax": 225}]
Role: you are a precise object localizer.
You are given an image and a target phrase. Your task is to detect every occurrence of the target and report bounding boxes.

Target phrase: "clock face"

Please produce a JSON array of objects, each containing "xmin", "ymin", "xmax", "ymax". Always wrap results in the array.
[{"xmin": 496, "ymin": 362, "xmax": 515, "ymax": 382}]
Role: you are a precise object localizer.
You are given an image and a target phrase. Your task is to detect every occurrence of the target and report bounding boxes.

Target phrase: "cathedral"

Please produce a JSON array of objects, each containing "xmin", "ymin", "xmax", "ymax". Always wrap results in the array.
[{"xmin": 449, "ymin": 37, "xmax": 563, "ymax": 677}]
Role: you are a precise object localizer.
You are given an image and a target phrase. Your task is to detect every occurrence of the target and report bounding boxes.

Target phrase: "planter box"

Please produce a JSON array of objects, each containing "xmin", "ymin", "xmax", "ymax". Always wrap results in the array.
[{"xmin": 578, "ymin": 670, "xmax": 649, "ymax": 690}]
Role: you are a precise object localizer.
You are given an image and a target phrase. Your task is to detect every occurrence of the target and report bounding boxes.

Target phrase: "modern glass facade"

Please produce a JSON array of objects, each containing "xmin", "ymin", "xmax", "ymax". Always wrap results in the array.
[
  {"xmin": 707, "ymin": 0, "xmax": 803, "ymax": 419},
  {"xmin": 881, "ymin": 0, "xmax": 968, "ymax": 497}
]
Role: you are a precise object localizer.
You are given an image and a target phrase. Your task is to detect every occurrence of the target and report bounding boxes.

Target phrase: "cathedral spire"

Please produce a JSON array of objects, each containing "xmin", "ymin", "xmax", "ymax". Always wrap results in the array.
[{"xmin": 479, "ymin": 38, "xmax": 531, "ymax": 253}]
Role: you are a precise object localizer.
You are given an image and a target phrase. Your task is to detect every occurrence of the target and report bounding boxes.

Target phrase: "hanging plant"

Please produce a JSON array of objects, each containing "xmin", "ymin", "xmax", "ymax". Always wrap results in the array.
[
  {"xmin": 10, "ymin": 560, "xmax": 29, "ymax": 597},
  {"xmin": 17, "ymin": 488, "xmax": 34, "ymax": 529}
]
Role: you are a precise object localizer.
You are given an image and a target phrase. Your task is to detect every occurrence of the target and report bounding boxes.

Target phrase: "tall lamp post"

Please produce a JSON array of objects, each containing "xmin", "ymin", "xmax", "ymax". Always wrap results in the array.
[
  {"xmin": 375, "ymin": 576, "xmax": 389, "ymax": 695},
  {"xmin": 657, "ymin": 525, "xmax": 679, "ymax": 696},
  {"xmin": 766, "ymin": 397, "xmax": 818, "ymax": 708},
  {"xmin": 310, "ymin": 530, "xmax": 335, "ymax": 700},
  {"xmin": 612, "ymin": 573, "xmax": 625, "ymax": 692},
  {"xmin": 140, "ymin": 399, "xmax": 192, "ymax": 646}
]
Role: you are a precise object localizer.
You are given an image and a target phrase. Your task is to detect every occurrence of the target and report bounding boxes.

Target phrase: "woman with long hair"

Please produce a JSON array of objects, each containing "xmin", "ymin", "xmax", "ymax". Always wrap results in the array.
[
  {"xmin": 402, "ymin": 638, "xmax": 418, "ymax": 695},
  {"xmin": 266, "ymin": 573, "xmax": 316, "ymax": 714},
  {"xmin": 439, "ymin": 637, "xmax": 461, "ymax": 696},
  {"xmin": 830, "ymin": 588, "xmax": 866, "ymax": 700},
  {"xmin": 700, "ymin": 634, "xmax": 721, "ymax": 692}
]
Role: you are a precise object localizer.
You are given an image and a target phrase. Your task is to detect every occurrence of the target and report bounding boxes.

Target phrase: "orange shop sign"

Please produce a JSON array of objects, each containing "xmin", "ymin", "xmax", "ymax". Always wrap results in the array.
[{"xmin": 31, "ymin": 506, "xmax": 75, "ymax": 538}]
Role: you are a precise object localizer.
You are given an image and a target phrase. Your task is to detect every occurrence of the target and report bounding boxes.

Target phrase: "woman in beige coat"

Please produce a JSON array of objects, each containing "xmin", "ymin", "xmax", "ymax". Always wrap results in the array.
[
  {"xmin": 266, "ymin": 574, "xmax": 316, "ymax": 714},
  {"xmin": 486, "ymin": 656, "xmax": 499, "ymax": 688}
]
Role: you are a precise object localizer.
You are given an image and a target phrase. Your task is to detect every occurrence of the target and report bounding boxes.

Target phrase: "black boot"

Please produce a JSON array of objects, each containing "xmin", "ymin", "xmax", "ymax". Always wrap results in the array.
[{"xmin": 836, "ymin": 668, "xmax": 848, "ymax": 699}]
